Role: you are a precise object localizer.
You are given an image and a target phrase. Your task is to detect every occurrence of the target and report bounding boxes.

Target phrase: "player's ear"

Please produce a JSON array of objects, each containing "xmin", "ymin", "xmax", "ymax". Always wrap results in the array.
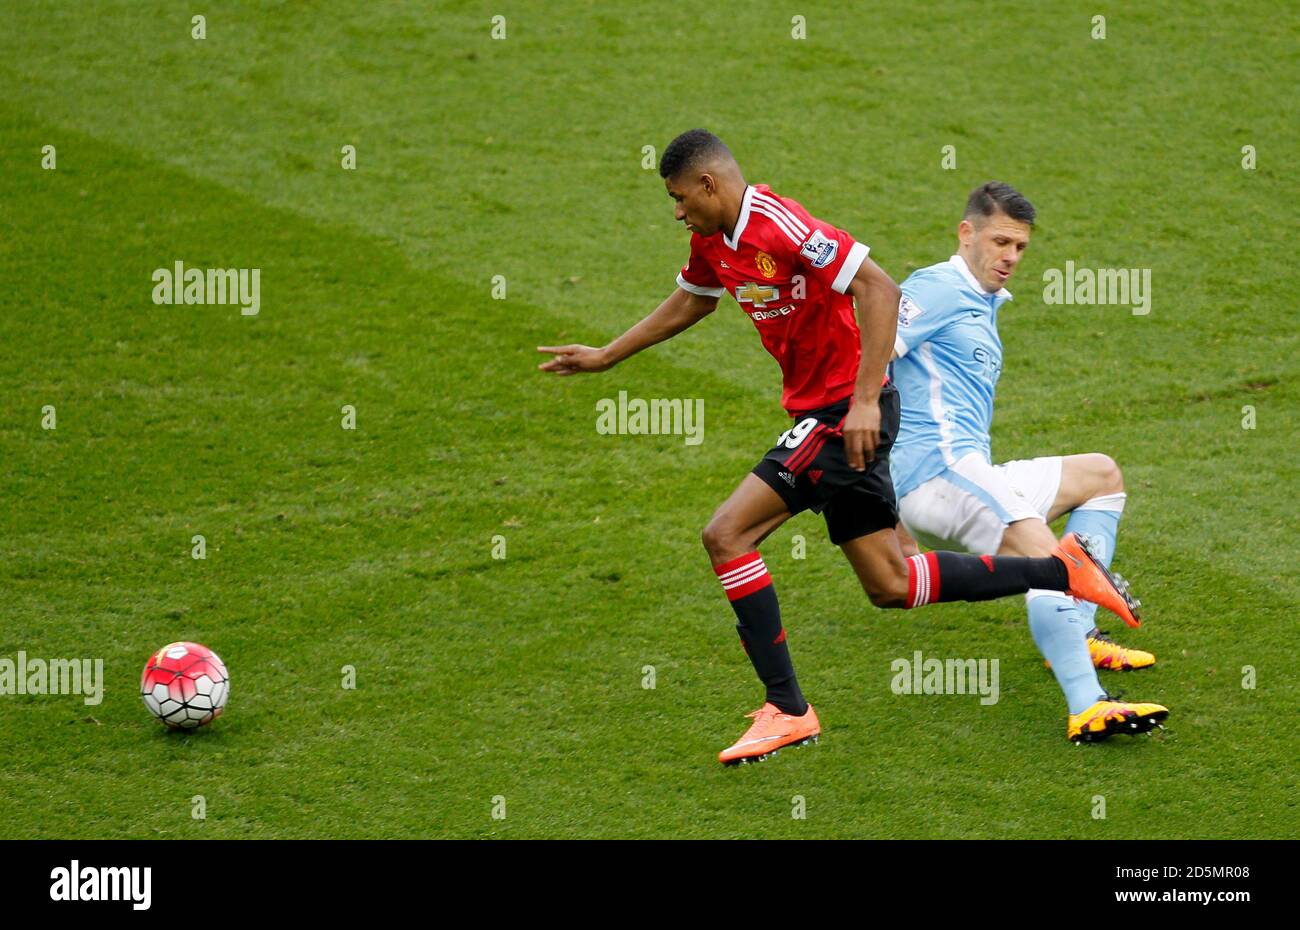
[
  {"xmin": 957, "ymin": 218, "xmax": 975, "ymax": 245},
  {"xmin": 699, "ymin": 172, "xmax": 716, "ymax": 195}
]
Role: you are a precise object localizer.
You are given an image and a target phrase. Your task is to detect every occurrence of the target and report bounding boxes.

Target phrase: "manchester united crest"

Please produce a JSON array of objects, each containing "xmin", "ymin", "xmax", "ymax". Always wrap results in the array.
[{"xmin": 755, "ymin": 251, "xmax": 777, "ymax": 279}]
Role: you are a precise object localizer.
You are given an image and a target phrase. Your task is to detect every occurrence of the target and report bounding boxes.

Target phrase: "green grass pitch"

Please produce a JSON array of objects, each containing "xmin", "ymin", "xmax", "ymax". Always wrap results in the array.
[{"xmin": 1, "ymin": 1, "xmax": 1296, "ymax": 839}]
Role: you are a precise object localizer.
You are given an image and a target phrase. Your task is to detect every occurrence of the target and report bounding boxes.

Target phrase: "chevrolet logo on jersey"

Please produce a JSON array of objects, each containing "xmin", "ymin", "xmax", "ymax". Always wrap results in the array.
[{"xmin": 735, "ymin": 282, "xmax": 779, "ymax": 307}]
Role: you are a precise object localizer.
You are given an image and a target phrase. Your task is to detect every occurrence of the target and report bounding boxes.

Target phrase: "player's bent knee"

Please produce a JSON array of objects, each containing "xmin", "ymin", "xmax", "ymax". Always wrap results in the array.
[
  {"xmin": 868, "ymin": 590, "xmax": 908, "ymax": 609},
  {"xmin": 1088, "ymin": 452, "xmax": 1124, "ymax": 496},
  {"xmin": 701, "ymin": 519, "xmax": 743, "ymax": 561},
  {"xmin": 700, "ymin": 521, "xmax": 722, "ymax": 555},
  {"xmin": 1102, "ymin": 454, "xmax": 1124, "ymax": 494},
  {"xmin": 863, "ymin": 568, "xmax": 910, "ymax": 609}
]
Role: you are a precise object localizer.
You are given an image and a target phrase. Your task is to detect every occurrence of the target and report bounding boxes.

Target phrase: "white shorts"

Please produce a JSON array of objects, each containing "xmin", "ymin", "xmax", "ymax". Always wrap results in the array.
[{"xmin": 898, "ymin": 452, "xmax": 1063, "ymax": 555}]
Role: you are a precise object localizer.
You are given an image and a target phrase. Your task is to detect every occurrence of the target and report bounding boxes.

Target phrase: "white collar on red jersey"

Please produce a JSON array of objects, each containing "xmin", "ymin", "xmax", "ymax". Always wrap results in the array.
[
  {"xmin": 722, "ymin": 185, "xmax": 756, "ymax": 251},
  {"xmin": 949, "ymin": 253, "xmax": 1012, "ymax": 300}
]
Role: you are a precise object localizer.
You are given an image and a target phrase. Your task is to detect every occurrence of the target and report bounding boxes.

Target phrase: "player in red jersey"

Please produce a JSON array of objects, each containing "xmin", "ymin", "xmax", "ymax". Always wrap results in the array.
[{"xmin": 538, "ymin": 130, "xmax": 1141, "ymax": 765}]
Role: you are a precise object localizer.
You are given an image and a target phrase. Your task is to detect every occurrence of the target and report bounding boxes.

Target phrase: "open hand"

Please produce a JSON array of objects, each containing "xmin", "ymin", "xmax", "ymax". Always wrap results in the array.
[{"xmin": 536, "ymin": 344, "xmax": 612, "ymax": 376}]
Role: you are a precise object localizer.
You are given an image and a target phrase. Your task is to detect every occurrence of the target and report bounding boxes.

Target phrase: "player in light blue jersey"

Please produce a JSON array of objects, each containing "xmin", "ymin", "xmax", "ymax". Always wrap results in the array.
[{"xmin": 889, "ymin": 182, "xmax": 1168, "ymax": 742}]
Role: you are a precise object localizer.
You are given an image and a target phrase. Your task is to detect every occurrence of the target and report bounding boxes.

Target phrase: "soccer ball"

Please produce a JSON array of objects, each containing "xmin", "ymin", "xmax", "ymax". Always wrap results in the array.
[{"xmin": 141, "ymin": 641, "xmax": 229, "ymax": 729}]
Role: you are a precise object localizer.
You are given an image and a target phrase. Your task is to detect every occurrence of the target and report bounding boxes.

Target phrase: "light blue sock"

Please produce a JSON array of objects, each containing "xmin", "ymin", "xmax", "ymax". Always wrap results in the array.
[
  {"xmin": 1063, "ymin": 492, "xmax": 1126, "ymax": 629},
  {"xmin": 1027, "ymin": 590, "xmax": 1105, "ymax": 715}
]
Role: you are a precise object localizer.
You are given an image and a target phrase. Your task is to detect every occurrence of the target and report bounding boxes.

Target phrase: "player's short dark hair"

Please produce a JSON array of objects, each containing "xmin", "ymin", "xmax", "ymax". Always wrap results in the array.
[
  {"xmin": 659, "ymin": 129, "xmax": 733, "ymax": 180},
  {"xmin": 964, "ymin": 181, "xmax": 1036, "ymax": 227}
]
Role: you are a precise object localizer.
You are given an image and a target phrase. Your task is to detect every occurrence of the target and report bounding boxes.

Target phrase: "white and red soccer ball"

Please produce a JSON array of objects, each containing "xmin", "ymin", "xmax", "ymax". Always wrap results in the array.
[{"xmin": 140, "ymin": 642, "xmax": 229, "ymax": 729}]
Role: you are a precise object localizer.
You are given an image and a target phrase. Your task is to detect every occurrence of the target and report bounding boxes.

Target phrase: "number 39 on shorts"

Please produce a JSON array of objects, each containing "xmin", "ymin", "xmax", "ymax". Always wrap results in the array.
[{"xmin": 777, "ymin": 417, "xmax": 818, "ymax": 449}]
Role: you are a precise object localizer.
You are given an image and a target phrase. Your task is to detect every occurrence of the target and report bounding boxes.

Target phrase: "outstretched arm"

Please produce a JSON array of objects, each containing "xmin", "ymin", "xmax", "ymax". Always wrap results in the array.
[{"xmin": 537, "ymin": 287, "xmax": 719, "ymax": 375}]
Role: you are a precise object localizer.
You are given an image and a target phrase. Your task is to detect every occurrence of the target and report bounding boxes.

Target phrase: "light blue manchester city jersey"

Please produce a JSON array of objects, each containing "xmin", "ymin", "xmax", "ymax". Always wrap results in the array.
[{"xmin": 889, "ymin": 254, "xmax": 1012, "ymax": 499}]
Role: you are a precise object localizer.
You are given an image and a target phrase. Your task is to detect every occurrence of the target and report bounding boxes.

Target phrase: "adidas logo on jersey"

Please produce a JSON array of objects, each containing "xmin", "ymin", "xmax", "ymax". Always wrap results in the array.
[{"xmin": 778, "ymin": 470, "xmax": 796, "ymax": 487}]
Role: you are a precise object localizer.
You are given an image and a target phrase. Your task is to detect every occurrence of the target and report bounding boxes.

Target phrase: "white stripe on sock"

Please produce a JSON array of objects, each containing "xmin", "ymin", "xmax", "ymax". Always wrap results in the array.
[
  {"xmin": 722, "ymin": 563, "xmax": 769, "ymax": 589},
  {"xmin": 718, "ymin": 556, "xmax": 765, "ymax": 583},
  {"xmin": 908, "ymin": 554, "xmax": 929, "ymax": 607}
]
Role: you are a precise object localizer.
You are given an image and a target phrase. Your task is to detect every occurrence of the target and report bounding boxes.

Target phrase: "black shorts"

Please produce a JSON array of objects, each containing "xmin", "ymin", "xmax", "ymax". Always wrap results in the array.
[{"xmin": 752, "ymin": 386, "xmax": 901, "ymax": 546}]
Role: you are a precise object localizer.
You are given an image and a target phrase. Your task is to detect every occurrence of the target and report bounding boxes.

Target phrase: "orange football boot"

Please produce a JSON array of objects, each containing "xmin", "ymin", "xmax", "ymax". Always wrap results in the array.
[
  {"xmin": 1052, "ymin": 532, "xmax": 1142, "ymax": 628},
  {"xmin": 718, "ymin": 702, "xmax": 820, "ymax": 766}
]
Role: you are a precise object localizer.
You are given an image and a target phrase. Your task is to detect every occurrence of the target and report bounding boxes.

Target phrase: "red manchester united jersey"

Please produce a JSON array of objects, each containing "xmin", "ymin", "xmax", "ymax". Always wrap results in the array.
[{"xmin": 676, "ymin": 184, "xmax": 872, "ymax": 415}]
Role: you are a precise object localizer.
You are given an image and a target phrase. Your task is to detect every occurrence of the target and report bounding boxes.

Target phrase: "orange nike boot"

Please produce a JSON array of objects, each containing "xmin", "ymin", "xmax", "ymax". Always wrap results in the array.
[
  {"xmin": 1053, "ymin": 533, "xmax": 1142, "ymax": 628},
  {"xmin": 718, "ymin": 702, "xmax": 820, "ymax": 766}
]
